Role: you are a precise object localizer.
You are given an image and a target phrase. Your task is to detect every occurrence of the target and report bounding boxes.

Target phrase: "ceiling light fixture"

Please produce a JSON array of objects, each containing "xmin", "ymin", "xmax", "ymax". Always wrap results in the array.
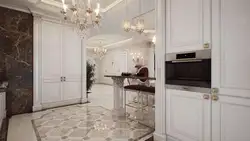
[
  {"xmin": 123, "ymin": 0, "xmax": 145, "ymax": 34},
  {"xmin": 61, "ymin": 0, "xmax": 102, "ymax": 38},
  {"xmin": 93, "ymin": 41, "xmax": 107, "ymax": 59}
]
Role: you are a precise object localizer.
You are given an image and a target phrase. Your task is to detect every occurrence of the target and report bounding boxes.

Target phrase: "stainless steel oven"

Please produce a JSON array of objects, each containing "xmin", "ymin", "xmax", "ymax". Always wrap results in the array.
[{"xmin": 165, "ymin": 50, "xmax": 211, "ymax": 88}]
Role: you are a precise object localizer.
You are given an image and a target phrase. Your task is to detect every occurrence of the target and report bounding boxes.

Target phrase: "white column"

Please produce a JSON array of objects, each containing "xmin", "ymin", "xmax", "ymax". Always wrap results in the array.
[
  {"xmin": 112, "ymin": 77, "xmax": 126, "ymax": 117},
  {"xmin": 81, "ymin": 37, "xmax": 87, "ymax": 103},
  {"xmin": 154, "ymin": 0, "xmax": 167, "ymax": 140},
  {"xmin": 33, "ymin": 14, "xmax": 42, "ymax": 112}
]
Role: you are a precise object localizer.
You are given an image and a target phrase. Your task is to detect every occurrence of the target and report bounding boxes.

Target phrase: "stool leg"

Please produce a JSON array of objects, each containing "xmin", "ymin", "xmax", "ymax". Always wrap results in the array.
[{"xmin": 124, "ymin": 90, "xmax": 126, "ymax": 115}]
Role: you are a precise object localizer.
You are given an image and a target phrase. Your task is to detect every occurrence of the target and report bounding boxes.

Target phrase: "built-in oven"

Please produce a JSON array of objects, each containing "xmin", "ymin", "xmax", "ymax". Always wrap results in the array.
[{"xmin": 165, "ymin": 50, "xmax": 211, "ymax": 89}]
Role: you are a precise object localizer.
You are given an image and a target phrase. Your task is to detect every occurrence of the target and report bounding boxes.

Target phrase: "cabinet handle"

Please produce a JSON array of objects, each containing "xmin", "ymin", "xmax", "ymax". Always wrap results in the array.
[
  {"xmin": 203, "ymin": 94, "xmax": 210, "ymax": 100},
  {"xmin": 60, "ymin": 77, "xmax": 63, "ymax": 82},
  {"xmin": 63, "ymin": 77, "xmax": 66, "ymax": 82},
  {"xmin": 203, "ymin": 43, "xmax": 210, "ymax": 49},
  {"xmin": 212, "ymin": 94, "xmax": 219, "ymax": 101}
]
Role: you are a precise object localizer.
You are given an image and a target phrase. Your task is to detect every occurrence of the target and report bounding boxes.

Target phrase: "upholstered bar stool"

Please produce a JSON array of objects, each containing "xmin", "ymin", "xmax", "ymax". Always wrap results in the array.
[{"xmin": 124, "ymin": 85, "xmax": 155, "ymax": 120}]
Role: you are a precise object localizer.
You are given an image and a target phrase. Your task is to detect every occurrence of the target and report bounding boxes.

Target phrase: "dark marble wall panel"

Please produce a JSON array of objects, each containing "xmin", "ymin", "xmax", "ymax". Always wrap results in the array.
[{"xmin": 0, "ymin": 6, "xmax": 33, "ymax": 116}]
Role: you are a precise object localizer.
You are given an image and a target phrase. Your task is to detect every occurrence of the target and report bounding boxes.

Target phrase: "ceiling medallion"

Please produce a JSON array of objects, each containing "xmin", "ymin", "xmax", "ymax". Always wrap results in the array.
[
  {"xmin": 93, "ymin": 41, "xmax": 107, "ymax": 59},
  {"xmin": 61, "ymin": 0, "xmax": 102, "ymax": 38}
]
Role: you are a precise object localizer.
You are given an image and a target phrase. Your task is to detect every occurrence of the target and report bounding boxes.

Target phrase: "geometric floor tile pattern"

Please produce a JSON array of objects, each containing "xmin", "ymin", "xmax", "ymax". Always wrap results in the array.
[{"xmin": 32, "ymin": 104, "xmax": 154, "ymax": 141}]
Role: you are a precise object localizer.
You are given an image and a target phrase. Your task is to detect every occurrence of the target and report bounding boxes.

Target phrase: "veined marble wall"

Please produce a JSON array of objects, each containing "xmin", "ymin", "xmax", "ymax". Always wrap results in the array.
[{"xmin": 0, "ymin": 6, "xmax": 33, "ymax": 116}]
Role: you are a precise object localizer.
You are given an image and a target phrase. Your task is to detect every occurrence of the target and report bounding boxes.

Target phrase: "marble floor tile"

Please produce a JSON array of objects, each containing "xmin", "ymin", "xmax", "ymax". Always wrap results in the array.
[
  {"xmin": 32, "ymin": 105, "xmax": 154, "ymax": 141},
  {"xmin": 7, "ymin": 84, "xmax": 155, "ymax": 141}
]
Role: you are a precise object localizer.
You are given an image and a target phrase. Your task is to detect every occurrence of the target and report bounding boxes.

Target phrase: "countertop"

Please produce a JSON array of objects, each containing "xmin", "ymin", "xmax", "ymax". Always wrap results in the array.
[{"xmin": 104, "ymin": 75, "xmax": 156, "ymax": 80}]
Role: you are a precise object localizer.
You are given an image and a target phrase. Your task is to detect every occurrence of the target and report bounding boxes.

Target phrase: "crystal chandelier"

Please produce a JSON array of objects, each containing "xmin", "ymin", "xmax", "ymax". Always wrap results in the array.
[
  {"xmin": 93, "ymin": 41, "xmax": 107, "ymax": 59},
  {"xmin": 61, "ymin": 0, "xmax": 101, "ymax": 37},
  {"xmin": 123, "ymin": 0, "xmax": 145, "ymax": 34}
]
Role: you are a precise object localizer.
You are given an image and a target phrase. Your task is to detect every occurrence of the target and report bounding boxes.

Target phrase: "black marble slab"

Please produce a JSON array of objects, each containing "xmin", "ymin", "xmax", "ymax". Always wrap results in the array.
[{"xmin": 0, "ymin": 6, "xmax": 33, "ymax": 116}]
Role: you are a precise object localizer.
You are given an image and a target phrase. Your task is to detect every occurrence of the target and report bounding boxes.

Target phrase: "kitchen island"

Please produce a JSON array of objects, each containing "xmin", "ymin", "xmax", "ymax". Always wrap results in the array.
[{"xmin": 104, "ymin": 75, "xmax": 156, "ymax": 117}]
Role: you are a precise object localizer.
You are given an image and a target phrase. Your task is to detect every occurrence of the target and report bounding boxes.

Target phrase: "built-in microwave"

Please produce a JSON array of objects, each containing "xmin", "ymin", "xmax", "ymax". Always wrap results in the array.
[{"xmin": 165, "ymin": 50, "xmax": 211, "ymax": 88}]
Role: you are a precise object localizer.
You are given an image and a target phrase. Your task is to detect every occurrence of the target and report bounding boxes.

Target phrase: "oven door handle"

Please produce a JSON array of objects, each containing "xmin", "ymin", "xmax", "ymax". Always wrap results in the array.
[{"xmin": 171, "ymin": 59, "xmax": 202, "ymax": 63}]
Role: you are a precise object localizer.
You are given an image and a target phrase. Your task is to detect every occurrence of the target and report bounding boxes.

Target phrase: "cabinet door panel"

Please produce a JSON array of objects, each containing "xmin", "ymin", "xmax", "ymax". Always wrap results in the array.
[
  {"xmin": 62, "ymin": 26, "xmax": 82, "ymax": 100},
  {"xmin": 212, "ymin": 0, "xmax": 250, "ymax": 98},
  {"xmin": 42, "ymin": 82, "xmax": 61, "ymax": 103},
  {"xmin": 166, "ymin": 0, "xmax": 211, "ymax": 53},
  {"xmin": 166, "ymin": 89, "xmax": 211, "ymax": 141},
  {"xmin": 42, "ymin": 21, "xmax": 62, "ymax": 80},
  {"xmin": 212, "ymin": 96, "xmax": 250, "ymax": 141},
  {"xmin": 62, "ymin": 81, "xmax": 81, "ymax": 100},
  {"xmin": 62, "ymin": 26, "xmax": 82, "ymax": 79},
  {"xmin": 41, "ymin": 21, "xmax": 62, "ymax": 103}
]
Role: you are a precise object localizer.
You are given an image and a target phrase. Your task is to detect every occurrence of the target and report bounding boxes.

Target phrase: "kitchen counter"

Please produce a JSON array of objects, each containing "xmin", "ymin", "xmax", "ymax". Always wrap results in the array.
[{"xmin": 104, "ymin": 75, "xmax": 156, "ymax": 80}]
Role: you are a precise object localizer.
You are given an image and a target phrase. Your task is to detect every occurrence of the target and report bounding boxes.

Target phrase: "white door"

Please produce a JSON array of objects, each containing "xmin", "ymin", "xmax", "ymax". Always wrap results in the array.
[
  {"xmin": 62, "ymin": 26, "xmax": 82, "ymax": 100},
  {"xmin": 166, "ymin": 0, "xmax": 211, "ymax": 53},
  {"xmin": 166, "ymin": 89, "xmax": 211, "ymax": 141},
  {"xmin": 41, "ymin": 21, "xmax": 62, "ymax": 103},
  {"xmin": 212, "ymin": 0, "xmax": 250, "ymax": 140}
]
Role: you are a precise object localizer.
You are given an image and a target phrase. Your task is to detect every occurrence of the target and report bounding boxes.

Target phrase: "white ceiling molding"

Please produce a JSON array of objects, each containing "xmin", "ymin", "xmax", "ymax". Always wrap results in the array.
[
  {"xmin": 0, "ymin": 3, "xmax": 30, "ymax": 13},
  {"xmin": 28, "ymin": 0, "xmax": 41, "ymax": 4},
  {"xmin": 41, "ymin": 0, "xmax": 124, "ymax": 13},
  {"xmin": 41, "ymin": 0, "xmax": 62, "ymax": 8},
  {"xmin": 87, "ymin": 38, "xmax": 132, "ymax": 49},
  {"xmin": 101, "ymin": 0, "xmax": 124, "ymax": 13}
]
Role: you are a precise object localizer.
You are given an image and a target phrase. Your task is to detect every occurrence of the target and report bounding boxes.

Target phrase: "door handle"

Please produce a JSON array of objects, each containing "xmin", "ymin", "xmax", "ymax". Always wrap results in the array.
[
  {"xmin": 203, "ymin": 94, "xmax": 210, "ymax": 100},
  {"xmin": 212, "ymin": 95, "xmax": 219, "ymax": 101}
]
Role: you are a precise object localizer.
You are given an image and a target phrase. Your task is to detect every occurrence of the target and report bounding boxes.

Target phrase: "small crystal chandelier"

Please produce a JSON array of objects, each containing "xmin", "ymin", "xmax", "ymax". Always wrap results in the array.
[
  {"xmin": 93, "ymin": 41, "xmax": 107, "ymax": 59},
  {"xmin": 123, "ymin": 0, "xmax": 145, "ymax": 34},
  {"xmin": 61, "ymin": 0, "xmax": 101, "ymax": 37}
]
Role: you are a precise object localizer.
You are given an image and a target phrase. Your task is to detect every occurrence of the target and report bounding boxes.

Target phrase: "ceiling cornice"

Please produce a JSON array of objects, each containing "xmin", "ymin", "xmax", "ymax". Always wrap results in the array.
[
  {"xmin": 101, "ymin": 0, "xmax": 124, "ymax": 13},
  {"xmin": 0, "ymin": 3, "xmax": 30, "ymax": 13},
  {"xmin": 87, "ymin": 38, "xmax": 132, "ymax": 49}
]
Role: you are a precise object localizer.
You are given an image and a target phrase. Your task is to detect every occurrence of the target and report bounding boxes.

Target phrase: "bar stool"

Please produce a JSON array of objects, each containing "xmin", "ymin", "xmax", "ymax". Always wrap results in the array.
[{"xmin": 124, "ymin": 85, "xmax": 155, "ymax": 121}]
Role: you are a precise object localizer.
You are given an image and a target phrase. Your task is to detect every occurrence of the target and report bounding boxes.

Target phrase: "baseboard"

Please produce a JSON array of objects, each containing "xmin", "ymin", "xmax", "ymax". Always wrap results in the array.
[
  {"xmin": 41, "ymin": 98, "xmax": 81, "ymax": 109},
  {"xmin": 166, "ymin": 135, "xmax": 180, "ymax": 141},
  {"xmin": 33, "ymin": 105, "xmax": 43, "ymax": 112},
  {"xmin": 153, "ymin": 132, "xmax": 167, "ymax": 141},
  {"xmin": 81, "ymin": 98, "xmax": 88, "ymax": 104}
]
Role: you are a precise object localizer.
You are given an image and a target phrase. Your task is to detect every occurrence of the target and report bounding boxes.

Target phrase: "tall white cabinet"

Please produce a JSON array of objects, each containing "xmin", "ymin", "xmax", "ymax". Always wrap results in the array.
[
  {"xmin": 164, "ymin": 0, "xmax": 250, "ymax": 141},
  {"xmin": 211, "ymin": 0, "xmax": 250, "ymax": 141},
  {"xmin": 34, "ymin": 17, "xmax": 85, "ymax": 110}
]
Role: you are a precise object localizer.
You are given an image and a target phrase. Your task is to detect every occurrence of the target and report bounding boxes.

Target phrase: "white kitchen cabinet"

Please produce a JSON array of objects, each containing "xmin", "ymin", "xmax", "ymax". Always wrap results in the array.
[
  {"xmin": 212, "ymin": 95, "xmax": 250, "ymax": 141},
  {"xmin": 211, "ymin": 0, "xmax": 250, "ymax": 140},
  {"xmin": 41, "ymin": 21, "xmax": 82, "ymax": 106},
  {"xmin": 166, "ymin": 0, "xmax": 211, "ymax": 53},
  {"xmin": 166, "ymin": 89, "xmax": 211, "ymax": 141}
]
